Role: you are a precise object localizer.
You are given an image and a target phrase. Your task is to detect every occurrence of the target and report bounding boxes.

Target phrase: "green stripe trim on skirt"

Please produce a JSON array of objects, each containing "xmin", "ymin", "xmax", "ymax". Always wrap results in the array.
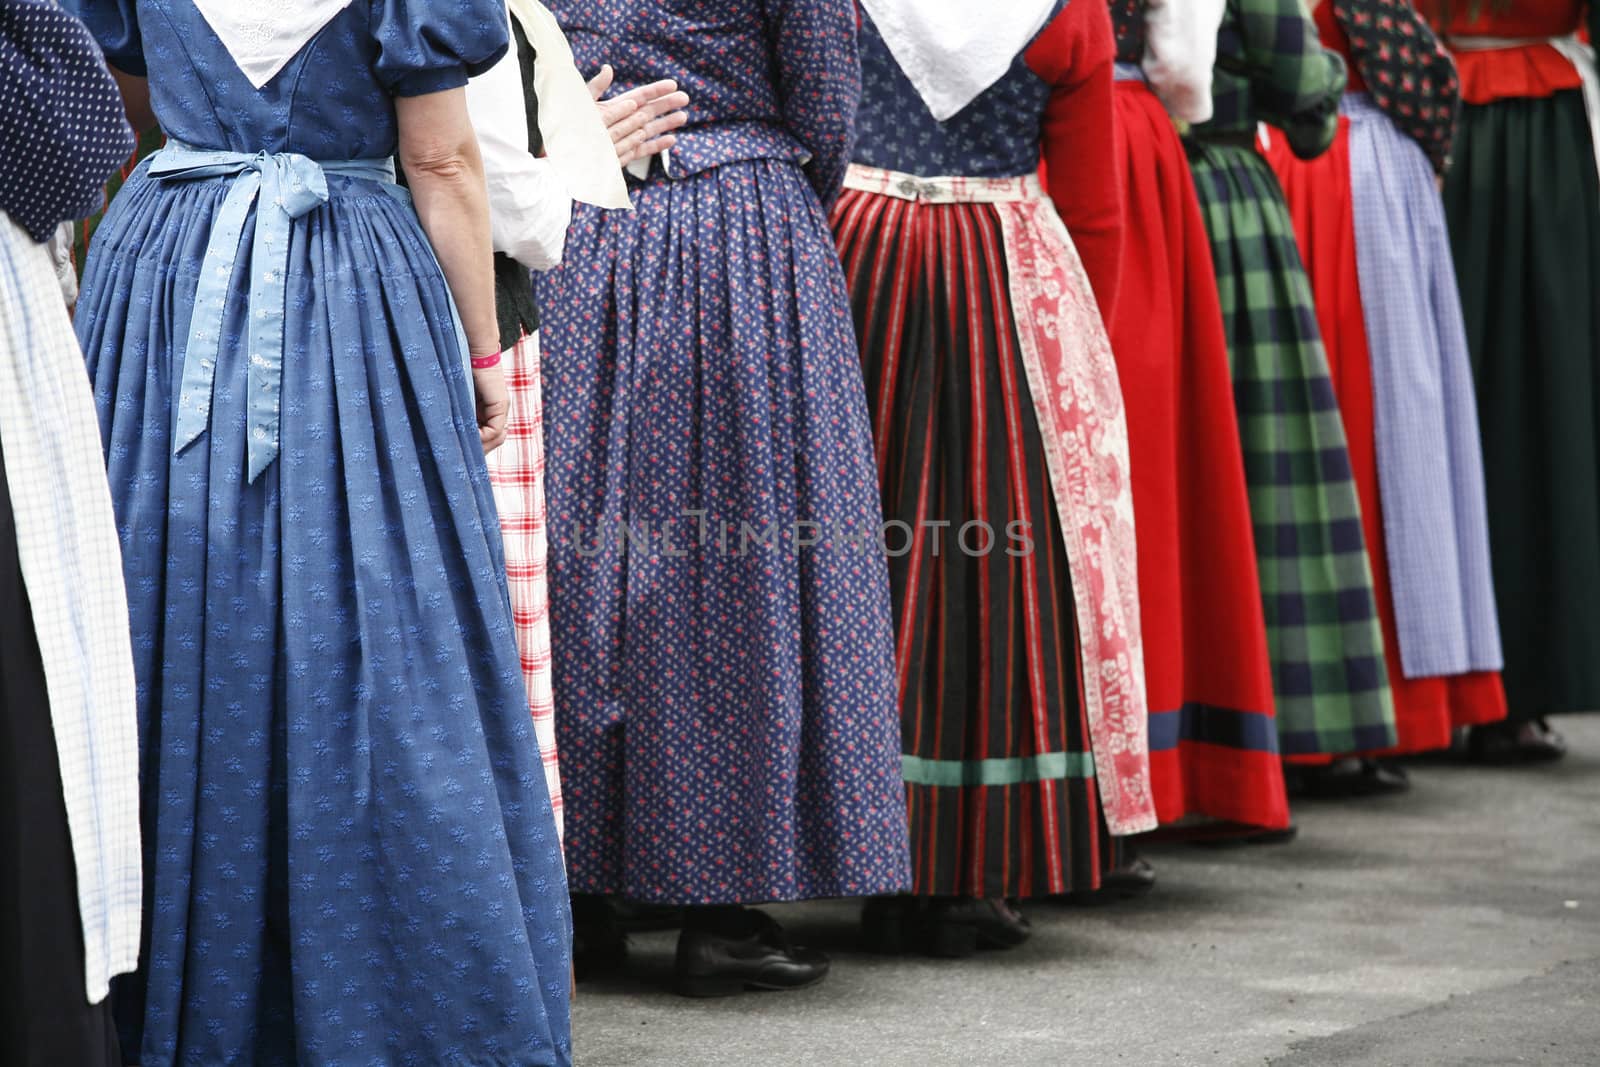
[{"xmin": 901, "ymin": 752, "xmax": 1097, "ymax": 788}]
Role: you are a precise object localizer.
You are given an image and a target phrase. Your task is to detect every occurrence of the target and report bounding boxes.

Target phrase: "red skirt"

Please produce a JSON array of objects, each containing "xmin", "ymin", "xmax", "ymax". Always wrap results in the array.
[
  {"xmin": 1265, "ymin": 121, "xmax": 1507, "ymax": 755},
  {"xmin": 1111, "ymin": 83, "xmax": 1288, "ymax": 828}
]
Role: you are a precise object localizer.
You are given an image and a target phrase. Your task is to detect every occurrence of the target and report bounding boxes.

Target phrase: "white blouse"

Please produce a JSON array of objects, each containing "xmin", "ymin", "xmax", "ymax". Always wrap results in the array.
[
  {"xmin": 466, "ymin": 1, "xmax": 632, "ymax": 272},
  {"xmin": 1143, "ymin": 0, "xmax": 1227, "ymax": 124},
  {"xmin": 466, "ymin": 8, "xmax": 572, "ymax": 273}
]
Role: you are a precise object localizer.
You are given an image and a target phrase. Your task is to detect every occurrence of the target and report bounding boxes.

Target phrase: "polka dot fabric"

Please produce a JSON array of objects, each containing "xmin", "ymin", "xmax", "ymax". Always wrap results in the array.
[
  {"xmin": 67, "ymin": 0, "xmax": 571, "ymax": 1063},
  {"xmin": 1326, "ymin": 0, "xmax": 1461, "ymax": 173},
  {"xmin": 1110, "ymin": 0, "xmax": 1146, "ymax": 66},
  {"xmin": 0, "ymin": 0, "xmax": 133, "ymax": 242}
]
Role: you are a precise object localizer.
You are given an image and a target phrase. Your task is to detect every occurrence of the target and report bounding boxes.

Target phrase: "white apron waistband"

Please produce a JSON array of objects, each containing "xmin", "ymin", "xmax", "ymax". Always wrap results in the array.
[{"xmin": 843, "ymin": 164, "xmax": 1045, "ymax": 204}]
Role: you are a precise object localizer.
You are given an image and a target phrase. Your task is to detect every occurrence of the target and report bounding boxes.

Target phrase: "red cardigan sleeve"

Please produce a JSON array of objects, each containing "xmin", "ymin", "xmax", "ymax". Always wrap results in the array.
[{"xmin": 1027, "ymin": 0, "xmax": 1124, "ymax": 323}]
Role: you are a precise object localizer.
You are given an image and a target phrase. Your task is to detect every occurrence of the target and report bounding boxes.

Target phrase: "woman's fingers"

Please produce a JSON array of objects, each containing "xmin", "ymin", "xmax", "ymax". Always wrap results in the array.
[
  {"xmin": 599, "ymin": 98, "xmax": 644, "ymax": 143},
  {"xmin": 627, "ymin": 134, "xmax": 678, "ymax": 165},
  {"xmin": 642, "ymin": 105, "xmax": 690, "ymax": 137},
  {"xmin": 613, "ymin": 107, "xmax": 690, "ymax": 166},
  {"xmin": 613, "ymin": 127, "xmax": 649, "ymax": 164},
  {"xmin": 619, "ymin": 79, "xmax": 681, "ymax": 106},
  {"xmin": 618, "ymin": 88, "xmax": 689, "ymax": 126},
  {"xmin": 615, "ymin": 110, "xmax": 689, "ymax": 164},
  {"xmin": 591, "ymin": 69, "xmax": 691, "ymax": 164},
  {"xmin": 601, "ymin": 104, "xmax": 689, "ymax": 162},
  {"xmin": 586, "ymin": 64, "xmax": 615, "ymax": 102},
  {"xmin": 635, "ymin": 92, "xmax": 691, "ymax": 126},
  {"xmin": 480, "ymin": 407, "xmax": 508, "ymax": 453},
  {"xmin": 475, "ymin": 365, "xmax": 509, "ymax": 454}
]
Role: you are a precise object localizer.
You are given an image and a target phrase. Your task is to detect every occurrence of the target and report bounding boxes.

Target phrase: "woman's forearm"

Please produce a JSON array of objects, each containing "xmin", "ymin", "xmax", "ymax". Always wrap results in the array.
[
  {"xmin": 396, "ymin": 90, "xmax": 501, "ymax": 360},
  {"xmin": 408, "ymin": 159, "xmax": 500, "ymax": 358}
]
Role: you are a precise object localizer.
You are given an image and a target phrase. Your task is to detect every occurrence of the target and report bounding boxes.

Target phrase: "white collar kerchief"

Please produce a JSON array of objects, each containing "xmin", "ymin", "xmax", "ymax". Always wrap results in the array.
[
  {"xmin": 861, "ymin": 0, "xmax": 1061, "ymax": 122},
  {"xmin": 191, "ymin": 0, "xmax": 356, "ymax": 90}
]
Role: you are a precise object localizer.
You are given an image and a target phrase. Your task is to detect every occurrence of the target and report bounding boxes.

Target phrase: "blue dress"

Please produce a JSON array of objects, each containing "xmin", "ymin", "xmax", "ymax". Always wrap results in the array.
[
  {"xmin": 535, "ymin": 0, "xmax": 912, "ymax": 905},
  {"xmin": 64, "ymin": 2, "xmax": 572, "ymax": 1063}
]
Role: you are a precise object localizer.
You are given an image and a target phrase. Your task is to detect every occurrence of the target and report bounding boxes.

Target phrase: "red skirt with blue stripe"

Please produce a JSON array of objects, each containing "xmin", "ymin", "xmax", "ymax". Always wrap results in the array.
[{"xmin": 1113, "ymin": 83, "xmax": 1289, "ymax": 829}]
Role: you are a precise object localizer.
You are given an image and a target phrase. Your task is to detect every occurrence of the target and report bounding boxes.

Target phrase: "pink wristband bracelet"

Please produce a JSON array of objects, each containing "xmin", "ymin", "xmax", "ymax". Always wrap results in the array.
[{"xmin": 471, "ymin": 352, "xmax": 503, "ymax": 370}]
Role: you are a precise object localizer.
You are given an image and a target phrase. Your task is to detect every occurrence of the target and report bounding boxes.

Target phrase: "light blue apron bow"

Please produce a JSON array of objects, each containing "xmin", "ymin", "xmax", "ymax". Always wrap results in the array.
[{"xmin": 150, "ymin": 143, "xmax": 397, "ymax": 483}]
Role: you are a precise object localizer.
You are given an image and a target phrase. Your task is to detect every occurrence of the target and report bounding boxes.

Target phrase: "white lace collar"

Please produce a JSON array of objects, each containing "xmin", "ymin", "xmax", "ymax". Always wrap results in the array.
[
  {"xmin": 861, "ymin": 0, "xmax": 1061, "ymax": 121},
  {"xmin": 192, "ymin": 0, "xmax": 356, "ymax": 89}
]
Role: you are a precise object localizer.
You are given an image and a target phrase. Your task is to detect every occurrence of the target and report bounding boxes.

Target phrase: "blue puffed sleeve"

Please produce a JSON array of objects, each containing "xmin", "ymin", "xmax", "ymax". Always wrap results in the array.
[
  {"xmin": 56, "ymin": 0, "xmax": 143, "ymax": 76},
  {"xmin": 372, "ymin": 0, "xmax": 509, "ymax": 98}
]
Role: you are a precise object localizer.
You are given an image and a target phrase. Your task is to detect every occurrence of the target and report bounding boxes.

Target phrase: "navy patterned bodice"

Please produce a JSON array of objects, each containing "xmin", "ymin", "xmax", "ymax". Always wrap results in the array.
[
  {"xmin": 548, "ymin": 0, "xmax": 860, "ymax": 203},
  {"xmin": 854, "ymin": 6, "xmax": 1065, "ymax": 179}
]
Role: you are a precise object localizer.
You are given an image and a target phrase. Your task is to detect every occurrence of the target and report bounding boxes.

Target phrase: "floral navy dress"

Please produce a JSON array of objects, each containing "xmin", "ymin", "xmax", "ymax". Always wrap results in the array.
[
  {"xmin": 534, "ymin": 0, "xmax": 912, "ymax": 906},
  {"xmin": 64, "ymin": 1, "xmax": 572, "ymax": 1063}
]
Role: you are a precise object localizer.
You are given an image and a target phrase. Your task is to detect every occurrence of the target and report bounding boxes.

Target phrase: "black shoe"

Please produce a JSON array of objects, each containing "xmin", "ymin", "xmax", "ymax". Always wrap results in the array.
[
  {"xmin": 1242, "ymin": 823, "xmax": 1300, "ymax": 845},
  {"xmin": 1285, "ymin": 757, "xmax": 1410, "ymax": 799},
  {"xmin": 674, "ymin": 910, "xmax": 830, "ymax": 998},
  {"xmin": 613, "ymin": 898, "xmax": 686, "ymax": 933},
  {"xmin": 572, "ymin": 895, "xmax": 628, "ymax": 982},
  {"xmin": 1467, "ymin": 720, "xmax": 1568, "ymax": 765},
  {"xmin": 860, "ymin": 895, "xmax": 920, "ymax": 955},
  {"xmin": 1107, "ymin": 854, "xmax": 1157, "ymax": 895},
  {"xmin": 920, "ymin": 898, "xmax": 1031, "ymax": 958},
  {"xmin": 1065, "ymin": 855, "xmax": 1156, "ymax": 905},
  {"xmin": 1190, "ymin": 822, "xmax": 1299, "ymax": 848}
]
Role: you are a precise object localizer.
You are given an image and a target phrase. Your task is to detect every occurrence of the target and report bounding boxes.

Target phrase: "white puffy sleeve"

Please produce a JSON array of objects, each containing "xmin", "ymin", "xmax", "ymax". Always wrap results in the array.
[
  {"xmin": 1142, "ymin": 0, "xmax": 1226, "ymax": 124},
  {"xmin": 466, "ymin": 10, "xmax": 572, "ymax": 273}
]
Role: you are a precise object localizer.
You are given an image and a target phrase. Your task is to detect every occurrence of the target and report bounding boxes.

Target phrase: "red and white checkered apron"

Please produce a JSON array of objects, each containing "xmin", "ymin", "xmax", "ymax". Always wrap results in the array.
[{"xmin": 485, "ymin": 332, "xmax": 563, "ymax": 837}]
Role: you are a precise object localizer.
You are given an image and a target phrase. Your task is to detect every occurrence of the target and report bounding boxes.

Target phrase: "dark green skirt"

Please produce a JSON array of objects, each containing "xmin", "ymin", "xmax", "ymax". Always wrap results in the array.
[
  {"xmin": 1443, "ymin": 89, "xmax": 1600, "ymax": 720},
  {"xmin": 1187, "ymin": 140, "xmax": 1396, "ymax": 755}
]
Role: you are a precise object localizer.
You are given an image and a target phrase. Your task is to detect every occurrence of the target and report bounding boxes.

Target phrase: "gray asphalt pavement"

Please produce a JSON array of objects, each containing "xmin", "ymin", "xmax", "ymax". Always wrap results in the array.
[{"xmin": 573, "ymin": 718, "xmax": 1600, "ymax": 1066}]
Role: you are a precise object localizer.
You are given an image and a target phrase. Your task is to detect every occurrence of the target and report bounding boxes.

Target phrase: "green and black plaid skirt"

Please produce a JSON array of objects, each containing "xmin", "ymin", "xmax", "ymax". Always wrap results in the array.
[{"xmin": 1186, "ymin": 139, "xmax": 1395, "ymax": 755}]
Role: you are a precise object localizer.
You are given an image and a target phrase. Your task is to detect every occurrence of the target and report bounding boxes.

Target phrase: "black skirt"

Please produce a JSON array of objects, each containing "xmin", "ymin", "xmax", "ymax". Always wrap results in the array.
[
  {"xmin": 1443, "ymin": 89, "xmax": 1600, "ymax": 721},
  {"xmin": 0, "ymin": 432, "xmax": 122, "ymax": 1067}
]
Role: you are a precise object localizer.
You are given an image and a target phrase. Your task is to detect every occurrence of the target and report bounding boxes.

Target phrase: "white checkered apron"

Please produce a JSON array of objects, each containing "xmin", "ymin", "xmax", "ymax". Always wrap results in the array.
[{"xmin": 0, "ymin": 210, "xmax": 142, "ymax": 1000}]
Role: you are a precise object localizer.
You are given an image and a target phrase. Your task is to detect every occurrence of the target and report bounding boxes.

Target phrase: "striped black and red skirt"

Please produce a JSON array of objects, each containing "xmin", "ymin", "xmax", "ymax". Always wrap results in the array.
[{"xmin": 832, "ymin": 171, "xmax": 1122, "ymax": 900}]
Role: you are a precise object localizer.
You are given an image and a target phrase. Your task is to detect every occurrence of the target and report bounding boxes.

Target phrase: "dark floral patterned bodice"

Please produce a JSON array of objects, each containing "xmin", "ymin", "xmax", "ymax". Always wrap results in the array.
[
  {"xmin": 853, "ymin": 3, "xmax": 1068, "ymax": 179},
  {"xmin": 1110, "ymin": 0, "xmax": 1145, "ymax": 65}
]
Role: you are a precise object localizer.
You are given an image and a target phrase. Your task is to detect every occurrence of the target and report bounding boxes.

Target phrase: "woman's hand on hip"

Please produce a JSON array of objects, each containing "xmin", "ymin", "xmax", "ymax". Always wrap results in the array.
[{"xmin": 588, "ymin": 65, "xmax": 691, "ymax": 167}]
